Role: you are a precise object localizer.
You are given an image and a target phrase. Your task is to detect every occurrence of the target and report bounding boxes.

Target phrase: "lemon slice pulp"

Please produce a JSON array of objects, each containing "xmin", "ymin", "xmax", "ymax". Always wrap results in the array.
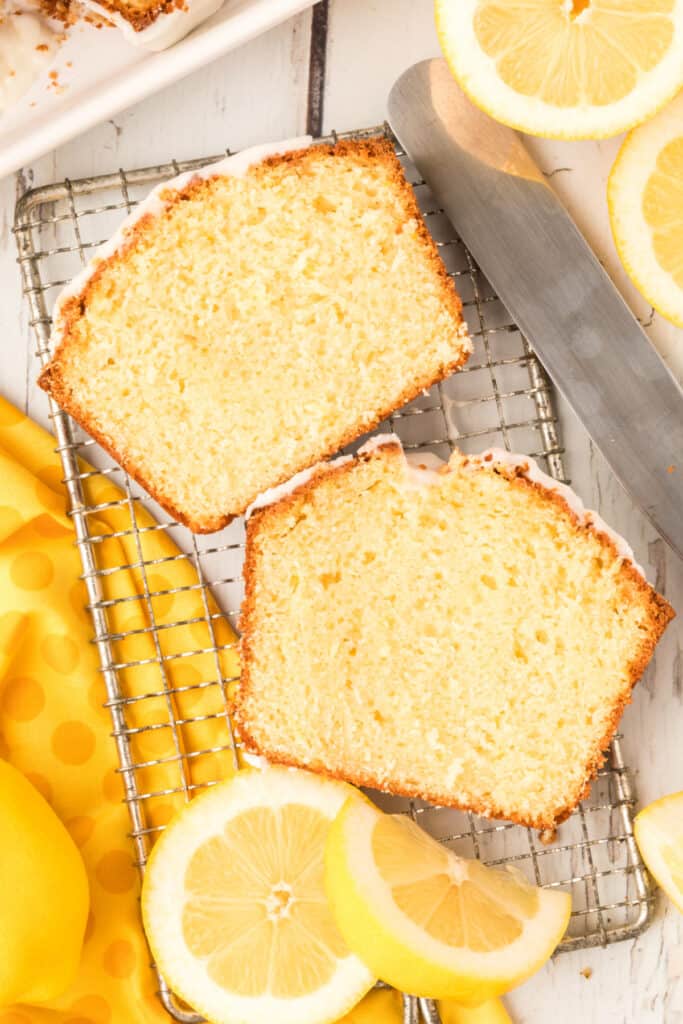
[
  {"xmin": 435, "ymin": 0, "xmax": 683, "ymax": 139},
  {"xmin": 325, "ymin": 796, "xmax": 571, "ymax": 1002},
  {"xmin": 609, "ymin": 89, "xmax": 683, "ymax": 326},
  {"xmin": 634, "ymin": 791, "xmax": 683, "ymax": 913},
  {"xmin": 142, "ymin": 768, "xmax": 374, "ymax": 1024}
]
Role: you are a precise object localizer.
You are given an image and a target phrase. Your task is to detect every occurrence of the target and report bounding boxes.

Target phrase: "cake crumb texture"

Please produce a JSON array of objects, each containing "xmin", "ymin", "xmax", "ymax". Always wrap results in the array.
[
  {"xmin": 39, "ymin": 139, "xmax": 468, "ymax": 531},
  {"xmin": 236, "ymin": 442, "xmax": 674, "ymax": 830}
]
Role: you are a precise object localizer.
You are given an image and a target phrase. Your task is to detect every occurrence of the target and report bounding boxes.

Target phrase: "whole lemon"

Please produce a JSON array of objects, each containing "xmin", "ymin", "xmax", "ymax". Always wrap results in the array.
[
  {"xmin": 0, "ymin": 758, "xmax": 89, "ymax": 1006},
  {"xmin": 439, "ymin": 998, "xmax": 513, "ymax": 1024}
]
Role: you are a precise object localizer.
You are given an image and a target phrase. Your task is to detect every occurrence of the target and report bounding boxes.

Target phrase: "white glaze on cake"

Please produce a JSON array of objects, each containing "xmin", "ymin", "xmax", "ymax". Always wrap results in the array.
[
  {"xmin": 247, "ymin": 456, "xmax": 352, "ymax": 516},
  {"xmin": 244, "ymin": 433, "xmax": 644, "ymax": 579},
  {"xmin": 248, "ymin": 435, "xmax": 438, "ymax": 515},
  {"xmin": 247, "ymin": 436, "xmax": 402, "ymax": 515},
  {"xmin": 0, "ymin": 5, "xmax": 57, "ymax": 113},
  {"xmin": 356, "ymin": 433, "xmax": 402, "ymax": 457},
  {"xmin": 79, "ymin": 0, "xmax": 223, "ymax": 50},
  {"xmin": 50, "ymin": 136, "xmax": 312, "ymax": 348},
  {"xmin": 404, "ymin": 447, "xmax": 448, "ymax": 487},
  {"xmin": 402, "ymin": 442, "xmax": 643, "ymax": 575},
  {"xmin": 325, "ymin": 437, "xmax": 645, "ymax": 575},
  {"xmin": 472, "ymin": 447, "xmax": 645, "ymax": 577}
]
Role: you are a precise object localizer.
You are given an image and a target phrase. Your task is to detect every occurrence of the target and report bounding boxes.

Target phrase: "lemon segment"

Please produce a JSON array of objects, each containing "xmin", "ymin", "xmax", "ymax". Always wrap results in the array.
[
  {"xmin": 142, "ymin": 768, "xmax": 374, "ymax": 1024},
  {"xmin": 608, "ymin": 90, "xmax": 683, "ymax": 326},
  {"xmin": 634, "ymin": 791, "xmax": 683, "ymax": 913},
  {"xmin": 325, "ymin": 796, "xmax": 570, "ymax": 1002},
  {"xmin": 0, "ymin": 758, "xmax": 89, "ymax": 1006},
  {"xmin": 435, "ymin": 0, "xmax": 683, "ymax": 139}
]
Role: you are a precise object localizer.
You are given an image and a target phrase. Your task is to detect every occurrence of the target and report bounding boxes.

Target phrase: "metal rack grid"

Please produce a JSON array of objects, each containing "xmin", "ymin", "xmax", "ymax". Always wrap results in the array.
[{"xmin": 14, "ymin": 124, "xmax": 652, "ymax": 1024}]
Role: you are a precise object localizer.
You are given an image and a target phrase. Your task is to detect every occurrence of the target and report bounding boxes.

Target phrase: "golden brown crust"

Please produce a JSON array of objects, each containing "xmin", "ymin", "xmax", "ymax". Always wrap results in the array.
[
  {"xmin": 38, "ymin": 356, "xmax": 466, "ymax": 533},
  {"xmin": 235, "ymin": 442, "xmax": 675, "ymax": 831},
  {"xmin": 488, "ymin": 460, "xmax": 675, "ymax": 743},
  {"xmin": 86, "ymin": 0, "xmax": 188, "ymax": 31},
  {"xmin": 38, "ymin": 138, "xmax": 469, "ymax": 534},
  {"xmin": 234, "ymin": 739, "xmax": 570, "ymax": 833},
  {"xmin": 481, "ymin": 459, "xmax": 674, "ymax": 826},
  {"xmin": 38, "ymin": 361, "xmax": 222, "ymax": 533}
]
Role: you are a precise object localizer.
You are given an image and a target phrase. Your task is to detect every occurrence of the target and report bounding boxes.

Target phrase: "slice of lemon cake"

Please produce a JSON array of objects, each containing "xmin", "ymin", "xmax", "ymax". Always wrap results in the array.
[
  {"xmin": 38, "ymin": 137, "xmax": 469, "ymax": 533},
  {"xmin": 237, "ymin": 437, "xmax": 674, "ymax": 830}
]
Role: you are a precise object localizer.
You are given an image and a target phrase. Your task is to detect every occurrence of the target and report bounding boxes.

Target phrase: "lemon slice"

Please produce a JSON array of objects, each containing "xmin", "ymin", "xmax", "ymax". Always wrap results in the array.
[
  {"xmin": 435, "ymin": 0, "xmax": 683, "ymax": 139},
  {"xmin": 325, "ymin": 797, "xmax": 571, "ymax": 1002},
  {"xmin": 634, "ymin": 791, "xmax": 683, "ymax": 913},
  {"xmin": 142, "ymin": 768, "xmax": 374, "ymax": 1024},
  {"xmin": 608, "ymin": 90, "xmax": 683, "ymax": 326}
]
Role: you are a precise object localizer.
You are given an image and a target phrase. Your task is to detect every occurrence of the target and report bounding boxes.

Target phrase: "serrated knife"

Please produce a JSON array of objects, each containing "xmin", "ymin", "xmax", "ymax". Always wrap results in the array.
[{"xmin": 388, "ymin": 58, "xmax": 683, "ymax": 561}]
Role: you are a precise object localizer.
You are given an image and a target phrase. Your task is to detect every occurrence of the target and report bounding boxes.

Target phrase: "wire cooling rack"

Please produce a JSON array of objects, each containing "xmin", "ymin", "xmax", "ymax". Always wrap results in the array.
[{"xmin": 15, "ymin": 125, "xmax": 652, "ymax": 1024}]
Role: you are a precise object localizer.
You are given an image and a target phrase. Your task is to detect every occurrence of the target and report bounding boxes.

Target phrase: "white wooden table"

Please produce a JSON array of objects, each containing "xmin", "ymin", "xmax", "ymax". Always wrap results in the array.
[{"xmin": 1, "ymin": 3, "xmax": 682, "ymax": 1020}]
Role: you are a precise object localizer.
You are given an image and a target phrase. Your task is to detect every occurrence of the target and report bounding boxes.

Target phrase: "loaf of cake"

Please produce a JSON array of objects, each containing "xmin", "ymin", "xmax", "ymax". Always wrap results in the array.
[
  {"xmin": 236, "ymin": 436, "xmax": 674, "ymax": 830},
  {"xmin": 80, "ymin": 0, "xmax": 223, "ymax": 49},
  {"xmin": 39, "ymin": 138, "xmax": 470, "ymax": 532},
  {"xmin": 33, "ymin": 0, "xmax": 218, "ymax": 48}
]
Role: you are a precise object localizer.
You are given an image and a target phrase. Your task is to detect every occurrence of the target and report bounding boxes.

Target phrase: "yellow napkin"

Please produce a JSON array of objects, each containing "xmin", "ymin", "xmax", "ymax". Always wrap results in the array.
[
  {"xmin": 0, "ymin": 395, "xmax": 403, "ymax": 1024},
  {"xmin": 0, "ymin": 393, "xmax": 241, "ymax": 1024}
]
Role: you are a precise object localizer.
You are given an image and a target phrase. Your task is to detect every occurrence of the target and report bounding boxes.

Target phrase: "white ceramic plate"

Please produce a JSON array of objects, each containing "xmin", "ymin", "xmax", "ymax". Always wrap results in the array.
[{"xmin": 0, "ymin": 0, "xmax": 315, "ymax": 179}]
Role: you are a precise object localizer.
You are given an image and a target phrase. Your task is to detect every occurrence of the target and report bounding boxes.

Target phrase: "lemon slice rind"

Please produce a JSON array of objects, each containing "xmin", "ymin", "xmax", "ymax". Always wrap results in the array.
[
  {"xmin": 142, "ymin": 768, "xmax": 374, "ymax": 1024},
  {"xmin": 435, "ymin": 0, "xmax": 683, "ymax": 140},
  {"xmin": 325, "ymin": 796, "xmax": 571, "ymax": 1002},
  {"xmin": 608, "ymin": 90, "xmax": 683, "ymax": 327},
  {"xmin": 634, "ymin": 792, "xmax": 683, "ymax": 914}
]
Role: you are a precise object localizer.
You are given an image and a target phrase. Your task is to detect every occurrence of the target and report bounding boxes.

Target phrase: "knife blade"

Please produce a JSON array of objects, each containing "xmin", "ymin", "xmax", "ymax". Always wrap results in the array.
[{"xmin": 388, "ymin": 58, "xmax": 683, "ymax": 561}]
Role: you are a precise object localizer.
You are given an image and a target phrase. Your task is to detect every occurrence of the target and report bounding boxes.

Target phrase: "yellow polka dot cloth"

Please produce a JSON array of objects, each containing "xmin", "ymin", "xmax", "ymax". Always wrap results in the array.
[
  {"xmin": 0, "ymin": 395, "xmax": 403, "ymax": 1024},
  {"xmin": 0, "ymin": 393, "xmax": 244, "ymax": 1024}
]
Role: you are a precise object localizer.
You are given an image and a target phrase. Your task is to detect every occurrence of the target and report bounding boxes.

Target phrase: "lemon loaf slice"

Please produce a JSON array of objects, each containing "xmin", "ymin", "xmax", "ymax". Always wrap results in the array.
[
  {"xmin": 237, "ymin": 437, "xmax": 674, "ymax": 830},
  {"xmin": 38, "ymin": 138, "xmax": 469, "ymax": 532}
]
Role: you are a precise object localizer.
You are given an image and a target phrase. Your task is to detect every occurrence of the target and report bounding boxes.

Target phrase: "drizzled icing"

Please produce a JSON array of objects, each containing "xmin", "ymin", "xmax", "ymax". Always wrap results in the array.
[
  {"xmin": 246, "ymin": 456, "xmax": 352, "ymax": 516},
  {"xmin": 0, "ymin": 6, "xmax": 57, "ymax": 114},
  {"xmin": 248, "ymin": 435, "xmax": 645, "ymax": 578},
  {"xmin": 246, "ymin": 435, "xmax": 400, "ymax": 515},
  {"xmin": 78, "ymin": 0, "xmax": 224, "ymax": 51},
  {"xmin": 468, "ymin": 447, "xmax": 645, "ymax": 577}
]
